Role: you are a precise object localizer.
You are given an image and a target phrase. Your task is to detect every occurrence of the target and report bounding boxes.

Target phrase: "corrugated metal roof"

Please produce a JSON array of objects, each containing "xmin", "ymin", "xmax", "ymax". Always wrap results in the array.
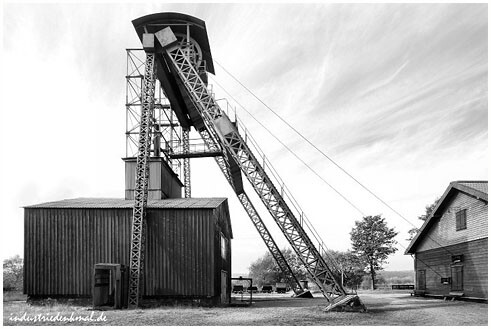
[
  {"xmin": 455, "ymin": 181, "xmax": 488, "ymax": 195},
  {"xmin": 24, "ymin": 197, "xmax": 227, "ymax": 209}
]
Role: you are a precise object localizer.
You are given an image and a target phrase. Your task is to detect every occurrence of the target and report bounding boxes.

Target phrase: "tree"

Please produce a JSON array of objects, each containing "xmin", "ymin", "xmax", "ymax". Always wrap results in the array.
[
  {"xmin": 350, "ymin": 215, "xmax": 398, "ymax": 290},
  {"xmin": 3, "ymin": 255, "xmax": 23, "ymax": 291},
  {"xmin": 324, "ymin": 249, "xmax": 366, "ymax": 292},
  {"xmin": 282, "ymin": 248, "xmax": 309, "ymax": 284},
  {"xmin": 407, "ymin": 197, "xmax": 440, "ymax": 241},
  {"xmin": 248, "ymin": 248, "xmax": 308, "ymax": 288}
]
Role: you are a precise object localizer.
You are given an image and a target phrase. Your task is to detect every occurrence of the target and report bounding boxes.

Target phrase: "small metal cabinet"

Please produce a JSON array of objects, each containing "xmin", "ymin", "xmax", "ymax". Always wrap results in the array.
[{"xmin": 93, "ymin": 263, "xmax": 128, "ymax": 309}]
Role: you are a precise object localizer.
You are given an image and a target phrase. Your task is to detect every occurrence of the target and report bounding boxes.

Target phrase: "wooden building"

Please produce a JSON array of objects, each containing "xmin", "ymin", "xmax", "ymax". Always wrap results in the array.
[
  {"xmin": 405, "ymin": 181, "xmax": 487, "ymax": 300},
  {"xmin": 23, "ymin": 157, "xmax": 233, "ymax": 305},
  {"xmin": 24, "ymin": 198, "xmax": 232, "ymax": 304}
]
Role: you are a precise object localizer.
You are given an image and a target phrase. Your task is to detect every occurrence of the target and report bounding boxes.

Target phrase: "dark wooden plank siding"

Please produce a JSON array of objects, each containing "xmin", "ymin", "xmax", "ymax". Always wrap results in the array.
[
  {"xmin": 415, "ymin": 238, "xmax": 487, "ymax": 299},
  {"xmin": 144, "ymin": 208, "xmax": 215, "ymax": 297},
  {"xmin": 213, "ymin": 204, "xmax": 232, "ymax": 300},
  {"xmin": 124, "ymin": 159, "xmax": 183, "ymax": 200},
  {"xmin": 24, "ymin": 208, "xmax": 132, "ymax": 296},
  {"xmin": 24, "ymin": 203, "xmax": 230, "ymax": 300}
]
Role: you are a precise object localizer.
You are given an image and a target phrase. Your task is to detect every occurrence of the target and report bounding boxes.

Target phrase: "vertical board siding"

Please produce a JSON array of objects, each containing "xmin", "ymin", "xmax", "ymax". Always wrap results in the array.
[
  {"xmin": 144, "ymin": 207, "xmax": 218, "ymax": 297},
  {"xmin": 417, "ymin": 192, "xmax": 488, "ymax": 252},
  {"xmin": 415, "ymin": 238, "xmax": 488, "ymax": 299},
  {"xmin": 144, "ymin": 208, "xmax": 216, "ymax": 296},
  {"xmin": 212, "ymin": 205, "xmax": 232, "ymax": 299},
  {"xmin": 125, "ymin": 159, "xmax": 183, "ymax": 200},
  {"xmin": 24, "ymin": 203, "xmax": 230, "ymax": 299},
  {"xmin": 24, "ymin": 208, "xmax": 132, "ymax": 296}
]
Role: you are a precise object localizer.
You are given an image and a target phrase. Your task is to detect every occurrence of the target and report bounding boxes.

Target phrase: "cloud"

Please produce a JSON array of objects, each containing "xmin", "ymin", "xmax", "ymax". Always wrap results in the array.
[{"xmin": 1, "ymin": 3, "xmax": 487, "ymax": 273}]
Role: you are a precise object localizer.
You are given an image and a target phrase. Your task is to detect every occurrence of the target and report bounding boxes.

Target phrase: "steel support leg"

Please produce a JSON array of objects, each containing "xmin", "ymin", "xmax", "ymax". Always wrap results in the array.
[{"xmin": 128, "ymin": 52, "xmax": 156, "ymax": 308}]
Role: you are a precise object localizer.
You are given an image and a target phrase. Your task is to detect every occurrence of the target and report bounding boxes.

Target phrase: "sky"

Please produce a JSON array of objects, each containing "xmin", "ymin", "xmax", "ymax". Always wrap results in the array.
[{"xmin": 1, "ymin": 3, "xmax": 488, "ymax": 275}]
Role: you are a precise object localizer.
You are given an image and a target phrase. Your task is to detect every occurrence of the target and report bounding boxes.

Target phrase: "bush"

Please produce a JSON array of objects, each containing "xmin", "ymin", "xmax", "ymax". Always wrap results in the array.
[{"xmin": 3, "ymin": 255, "xmax": 23, "ymax": 291}]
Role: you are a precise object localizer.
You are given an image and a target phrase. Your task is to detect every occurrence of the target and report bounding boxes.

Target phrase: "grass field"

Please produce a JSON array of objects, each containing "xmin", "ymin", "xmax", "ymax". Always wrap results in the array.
[{"xmin": 3, "ymin": 290, "xmax": 487, "ymax": 326}]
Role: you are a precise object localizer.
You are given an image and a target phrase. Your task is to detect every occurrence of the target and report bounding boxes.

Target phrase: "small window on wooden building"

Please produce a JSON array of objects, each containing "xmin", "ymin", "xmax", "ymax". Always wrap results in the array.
[
  {"xmin": 221, "ymin": 233, "xmax": 227, "ymax": 260},
  {"xmin": 455, "ymin": 209, "xmax": 467, "ymax": 231}
]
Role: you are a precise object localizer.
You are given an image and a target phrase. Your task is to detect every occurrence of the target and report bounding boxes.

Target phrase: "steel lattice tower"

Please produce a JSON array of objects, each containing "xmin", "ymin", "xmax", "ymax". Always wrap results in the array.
[{"xmin": 127, "ymin": 14, "xmax": 366, "ymax": 311}]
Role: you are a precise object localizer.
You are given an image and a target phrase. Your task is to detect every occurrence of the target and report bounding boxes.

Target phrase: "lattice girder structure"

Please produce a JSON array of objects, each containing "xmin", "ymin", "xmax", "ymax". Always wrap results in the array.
[
  {"xmin": 217, "ymin": 126, "xmax": 343, "ymax": 298},
  {"xmin": 125, "ymin": 49, "xmax": 146, "ymax": 157},
  {"xmin": 197, "ymin": 129, "xmax": 303, "ymax": 291},
  {"xmin": 125, "ymin": 49, "xmax": 184, "ymax": 177},
  {"xmin": 163, "ymin": 42, "xmax": 365, "ymax": 310},
  {"xmin": 236, "ymin": 192, "xmax": 303, "ymax": 291},
  {"xmin": 128, "ymin": 51, "xmax": 156, "ymax": 308},
  {"xmin": 183, "ymin": 128, "xmax": 191, "ymax": 197}
]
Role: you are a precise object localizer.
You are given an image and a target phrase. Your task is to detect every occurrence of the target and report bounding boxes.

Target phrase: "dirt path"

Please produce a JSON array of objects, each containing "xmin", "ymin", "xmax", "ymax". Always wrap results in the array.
[{"xmin": 3, "ymin": 292, "xmax": 488, "ymax": 326}]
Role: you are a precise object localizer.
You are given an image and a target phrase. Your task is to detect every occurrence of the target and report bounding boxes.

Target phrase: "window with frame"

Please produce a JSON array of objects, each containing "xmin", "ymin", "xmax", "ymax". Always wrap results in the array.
[
  {"xmin": 455, "ymin": 209, "xmax": 467, "ymax": 231},
  {"xmin": 221, "ymin": 233, "xmax": 227, "ymax": 260}
]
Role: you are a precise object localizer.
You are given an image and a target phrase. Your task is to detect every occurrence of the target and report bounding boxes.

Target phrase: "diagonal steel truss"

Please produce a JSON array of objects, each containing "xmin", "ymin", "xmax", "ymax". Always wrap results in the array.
[
  {"xmin": 216, "ymin": 126, "xmax": 344, "ymax": 299},
  {"xmin": 236, "ymin": 192, "xmax": 303, "ymax": 290},
  {"xmin": 164, "ymin": 44, "xmax": 350, "ymax": 305},
  {"xmin": 197, "ymin": 129, "xmax": 303, "ymax": 291},
  {"xmin": 128, "ymin": 52, "xmax": 156, "ymax": 308}
]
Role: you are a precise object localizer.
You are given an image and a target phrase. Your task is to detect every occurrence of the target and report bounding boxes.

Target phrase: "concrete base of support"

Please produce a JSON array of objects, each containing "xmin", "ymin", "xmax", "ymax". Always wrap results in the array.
[
  {"xmin": 324, "ymin": 294, "xmax": 366, "ymax": 312},
  {"xmin": 294, "ymin": 290, "xmax": 314, "ymax": 298}
]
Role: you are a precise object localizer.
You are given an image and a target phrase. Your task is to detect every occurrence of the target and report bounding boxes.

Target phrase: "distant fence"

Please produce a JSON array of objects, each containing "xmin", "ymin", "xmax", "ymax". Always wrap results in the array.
[{"xmin": 391, "ymin": 284, "xmax": 415, "ymax": 290}]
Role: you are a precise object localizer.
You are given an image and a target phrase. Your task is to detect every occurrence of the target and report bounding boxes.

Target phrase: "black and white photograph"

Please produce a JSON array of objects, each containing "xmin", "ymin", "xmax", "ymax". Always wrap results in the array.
[{"xmin": 1, "ymin": 1, "xmax": 488, "ymax": 326}]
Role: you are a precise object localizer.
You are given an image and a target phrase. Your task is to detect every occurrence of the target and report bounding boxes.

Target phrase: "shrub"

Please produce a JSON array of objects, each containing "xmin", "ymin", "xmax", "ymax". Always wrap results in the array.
[{"xmin": 3, "ymin": 255, "xmax": 23, "ymax": 291}]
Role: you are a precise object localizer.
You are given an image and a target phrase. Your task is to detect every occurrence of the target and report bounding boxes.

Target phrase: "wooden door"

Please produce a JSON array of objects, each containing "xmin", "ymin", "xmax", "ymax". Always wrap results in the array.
[
  {"xmin": 221, "ymin": 271, "xmax": 228, "ymax": 304},
  {"xmin": 417, "ymin": 270, "xmax": 426, "ymax": 290},
  {"xmin": 451, "ymin": 266, "xmax": 463, "ymax": 291}
]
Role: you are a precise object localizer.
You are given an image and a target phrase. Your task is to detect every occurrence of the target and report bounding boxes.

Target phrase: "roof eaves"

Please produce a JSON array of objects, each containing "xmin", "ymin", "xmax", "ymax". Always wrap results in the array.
[
  {"xmin": 405, "ymin": 180, "xmax": 488, "ymax": 254},
  {"xmin": 452, "ymin": 181, "xmax": 488, "ymax": 202},
  {"xmin": 24, "ymin": 197, "xmax": 228, "ymax": 209},
  {"xmin": 404, "ymin": 214, "xmax": 442, "ymax": 254},
  {"xmin": 405, "ymin": 183, "xmax": 455, "ymax": 255}
]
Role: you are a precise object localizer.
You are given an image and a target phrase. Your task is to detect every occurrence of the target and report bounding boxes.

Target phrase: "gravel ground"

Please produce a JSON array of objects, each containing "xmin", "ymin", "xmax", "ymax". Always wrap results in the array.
[{"xmin": 3, "ymin": 291, "xmax": 488, "ymax": 326}]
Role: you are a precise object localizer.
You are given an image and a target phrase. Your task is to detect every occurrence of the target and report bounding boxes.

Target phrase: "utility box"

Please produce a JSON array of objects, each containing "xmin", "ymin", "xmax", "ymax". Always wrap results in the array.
[{"xmin": 93, "ymin": 263, "xmax": 128, "ymax": 309}]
